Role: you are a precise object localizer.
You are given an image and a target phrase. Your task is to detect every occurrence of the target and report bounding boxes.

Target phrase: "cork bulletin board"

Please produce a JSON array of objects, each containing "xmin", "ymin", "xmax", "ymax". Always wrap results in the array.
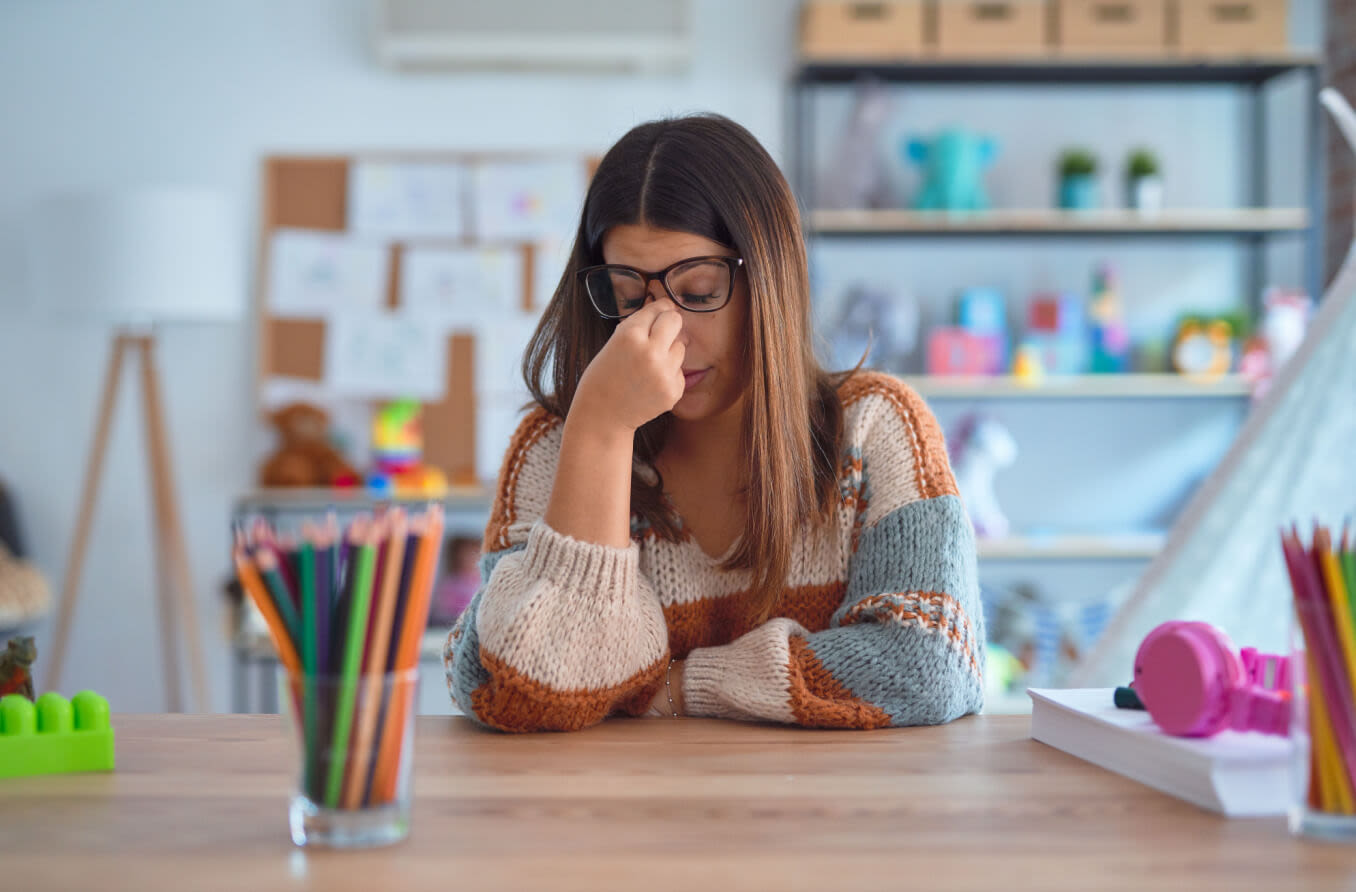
[{"xmin": 255, "ymin": 153, "xmax": 597, "ymax": 484}]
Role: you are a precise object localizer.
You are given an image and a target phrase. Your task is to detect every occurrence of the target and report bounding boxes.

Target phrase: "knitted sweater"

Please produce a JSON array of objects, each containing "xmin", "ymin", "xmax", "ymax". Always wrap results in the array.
[{"xmin": 443, "ymin": 371, "xmax": 984, "ymax": 732}]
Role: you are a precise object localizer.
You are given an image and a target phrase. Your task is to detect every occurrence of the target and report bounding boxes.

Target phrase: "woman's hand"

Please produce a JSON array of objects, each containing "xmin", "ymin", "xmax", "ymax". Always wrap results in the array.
[
  {"xmin": 645, "ymin": 659, "xmax": 686, "ymax": 717},
  {"xmin": 572, "ymin": 300, "xmax": 686, "ymax": 435}
]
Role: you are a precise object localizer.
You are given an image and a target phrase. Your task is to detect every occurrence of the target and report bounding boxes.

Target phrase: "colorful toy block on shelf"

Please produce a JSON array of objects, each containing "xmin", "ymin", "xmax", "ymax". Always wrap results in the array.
[
  {"xmin": 927, "ymin": 328, "xmax": 996, "ymax": 375},
  {"xmin": 367, "ymin": 399, "xmax": 448, "ymax": 498},
  {"xmin": 0, "ymin": 690, "xmax": 115, "ymax": 779},
  {"xmin": 957, "ymin": 287, "xmax": 1009, "ymax": 373},
  {"xmin": 1022, "ymin": 292, "xmax": 1087, "ymax": 375}
]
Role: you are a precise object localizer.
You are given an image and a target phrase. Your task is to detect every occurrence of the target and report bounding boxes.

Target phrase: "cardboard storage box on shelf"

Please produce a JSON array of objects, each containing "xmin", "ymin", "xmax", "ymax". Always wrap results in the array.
[
  {"xmin": 1055, "ymin": 0, "xmax": 1168, "ymax": 56},
  {"xmin": 1175, "ymin": 0, "xmax": 1287, "ymax": 56},
  {"xmin": 800, "ymin": 1, "xmax": 927, "ymax": 60},
  {"xmin": 935, "ymin": 1, "xmax": 1050, "ymax": 58}
]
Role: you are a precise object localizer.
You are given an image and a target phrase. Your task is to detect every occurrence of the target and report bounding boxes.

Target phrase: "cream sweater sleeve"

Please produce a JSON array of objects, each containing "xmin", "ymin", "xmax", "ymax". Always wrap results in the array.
[{"xmin": 443, "ymin": 408, "xmax": 670, "ymax": 732}]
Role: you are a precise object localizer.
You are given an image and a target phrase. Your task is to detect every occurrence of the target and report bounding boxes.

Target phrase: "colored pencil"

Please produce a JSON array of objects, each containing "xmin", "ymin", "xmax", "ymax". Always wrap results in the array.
[
  {"xmin": 344, "ymin": 509, "xmax": 408, "ymax": 808},
  {"xmin": 372, "ymin": 506, "xmax": 444, "ymax": 803},
  {"xmin": 324, "ymin": 520, "xmax": 378, "ymax": 809},
  {"xmin": 232, "ymin": 546, "xmax": 301, "ymax": 677},
  {"xmin": 255, "ymin": 549, "xmax": 301, "ymax": 646},
  {"xmin": 299, "ymin": 531, "xmax": 319, "ymax": 798}
]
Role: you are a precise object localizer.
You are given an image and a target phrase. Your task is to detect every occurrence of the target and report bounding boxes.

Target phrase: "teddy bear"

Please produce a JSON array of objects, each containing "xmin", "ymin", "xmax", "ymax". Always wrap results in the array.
[{"xmin": 258, "ymin": 402, "xmax": 359, "ymax": 488}]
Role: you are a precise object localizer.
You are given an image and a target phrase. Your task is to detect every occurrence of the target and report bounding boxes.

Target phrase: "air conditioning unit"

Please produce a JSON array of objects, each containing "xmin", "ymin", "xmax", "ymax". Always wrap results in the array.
[{"xmin": 370, "ymin": 0, "xmax": 692, "ymax": 73}]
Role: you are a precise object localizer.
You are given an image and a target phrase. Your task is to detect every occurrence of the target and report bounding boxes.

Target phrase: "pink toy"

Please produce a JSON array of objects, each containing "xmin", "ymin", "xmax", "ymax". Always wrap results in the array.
[
  {"xmin": 1133, "ymin": 621, "xmax": 1291, "ymax": 737},
  {"xmin": 927, "ymin": 328, "xmax": 998, "ymax": 375}
]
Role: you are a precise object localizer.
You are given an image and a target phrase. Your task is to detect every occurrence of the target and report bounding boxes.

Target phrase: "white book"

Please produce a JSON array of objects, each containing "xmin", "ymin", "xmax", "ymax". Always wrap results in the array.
[{"xmin": 1028, "ymin": 688, "xmax": 1294, "ymax": 817}]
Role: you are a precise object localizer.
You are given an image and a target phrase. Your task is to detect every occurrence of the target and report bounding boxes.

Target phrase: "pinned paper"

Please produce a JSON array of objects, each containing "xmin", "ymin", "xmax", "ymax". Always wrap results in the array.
[
  {"xmin": 324, "ymin": 311, "xmax": 447, "ymax": 400},
  {"xmin": 268, "ymin": 229, "xmax": 390, "ymax": 317},
  {"xmin": 347, "ymin": 162, "xmax": 466, "ymax": 238},
  {"xmin": 475, "ymin": 310, "xmax": 542, "ymax": 393},
  {"xmin": 471, "ymin": 160, "xmax": 586, "ymax": 241},
  {"xmin": 400, "ymin": 246, "xmax": 523, "ymax": 324}
]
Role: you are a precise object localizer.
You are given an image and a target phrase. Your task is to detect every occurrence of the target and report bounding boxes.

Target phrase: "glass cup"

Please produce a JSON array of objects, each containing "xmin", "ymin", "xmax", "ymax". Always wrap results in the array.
[
  {"xmin": 1289, "ymin": 629, "xmax": 1356, "ymax": 841},
  {"xmin": 284, "ymin": 668, "xmax": 420, "ymax": 848}
]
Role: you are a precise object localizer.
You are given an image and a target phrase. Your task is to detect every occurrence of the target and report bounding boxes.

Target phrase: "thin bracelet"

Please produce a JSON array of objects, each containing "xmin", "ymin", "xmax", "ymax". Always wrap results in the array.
[{"xmin": 665, "ymin": 657, "xmax": 679, "ymax": 717}]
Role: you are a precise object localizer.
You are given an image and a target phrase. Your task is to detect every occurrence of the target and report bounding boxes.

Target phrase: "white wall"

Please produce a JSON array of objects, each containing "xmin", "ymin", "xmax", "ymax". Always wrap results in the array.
[{"xmin": 0, "ymin": 0, "xmax": 1324, "ymax": 712}]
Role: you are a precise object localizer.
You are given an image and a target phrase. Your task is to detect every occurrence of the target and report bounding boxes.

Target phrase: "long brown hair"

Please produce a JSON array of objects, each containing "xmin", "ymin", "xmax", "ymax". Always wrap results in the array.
[{"xmin": 523, "ymin": 113, "xmax": 849, "ymax": 622}]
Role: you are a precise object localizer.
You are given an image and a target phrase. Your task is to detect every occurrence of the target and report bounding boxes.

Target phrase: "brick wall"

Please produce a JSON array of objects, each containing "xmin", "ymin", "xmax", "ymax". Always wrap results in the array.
[{"xmin": 1327, "ymin": 0, "xmax": 1356, "ymax": 287}]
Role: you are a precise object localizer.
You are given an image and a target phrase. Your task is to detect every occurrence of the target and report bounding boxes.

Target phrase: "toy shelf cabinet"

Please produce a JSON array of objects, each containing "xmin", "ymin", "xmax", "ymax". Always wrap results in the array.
[{"xmin": 789, "ymin": 57, "xmax": 1324, "ymax": 699}]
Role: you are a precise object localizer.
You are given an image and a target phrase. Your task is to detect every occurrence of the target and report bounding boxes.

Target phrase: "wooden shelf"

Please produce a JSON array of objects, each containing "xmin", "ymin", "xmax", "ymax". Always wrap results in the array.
[
  {"xmin": 808, "ymin": 208, "xmax": 1309, "ymax": 237},
  {"xmin": 905, "ymin": 373, "xmax": 1252, "ymax": 399},
  {"xmin": 796, "ymin": 55, "xmax": 1321, "ymax": 86},
  {"xmin": 977, "ymin": 532, "xmax": 1166, "ymax": 560}
]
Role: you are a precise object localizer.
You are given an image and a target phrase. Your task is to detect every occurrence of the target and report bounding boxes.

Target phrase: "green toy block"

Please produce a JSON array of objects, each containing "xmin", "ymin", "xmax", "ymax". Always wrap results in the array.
[{"xmin": 0, "ymin": 691, "xmax": 115, "ymax": 779}]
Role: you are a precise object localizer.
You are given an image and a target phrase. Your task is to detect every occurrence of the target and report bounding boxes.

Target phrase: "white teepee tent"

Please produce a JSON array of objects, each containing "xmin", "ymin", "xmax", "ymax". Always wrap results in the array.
[{"xmin": 1072, "ymin": 88, "xmax": 1356, "ymax": 686}]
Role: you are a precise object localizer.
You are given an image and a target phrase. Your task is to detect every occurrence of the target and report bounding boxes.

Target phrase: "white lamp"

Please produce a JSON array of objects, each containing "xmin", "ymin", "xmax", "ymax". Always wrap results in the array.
[{"xmin": 29, "ymin": 189, "xmax": 243, "ymax": 712}]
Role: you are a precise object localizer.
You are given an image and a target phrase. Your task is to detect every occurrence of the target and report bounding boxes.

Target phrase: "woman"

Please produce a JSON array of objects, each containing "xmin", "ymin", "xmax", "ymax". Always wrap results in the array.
[{"xmin": 444, "ymin": 114, "xmax": 983, "ymax": 732}]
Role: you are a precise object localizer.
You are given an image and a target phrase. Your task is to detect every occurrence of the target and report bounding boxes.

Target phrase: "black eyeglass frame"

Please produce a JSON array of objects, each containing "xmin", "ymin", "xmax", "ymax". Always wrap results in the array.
[{"xmin": 577, "ymin": 255, "xmax": 745, "ymax": 320}]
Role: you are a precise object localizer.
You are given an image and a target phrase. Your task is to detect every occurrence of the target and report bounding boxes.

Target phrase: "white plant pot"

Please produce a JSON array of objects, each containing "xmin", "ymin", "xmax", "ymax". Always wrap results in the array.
[{"xmin": 1128, "ymin": 176, "xmax": 1163, "ymax": 215}]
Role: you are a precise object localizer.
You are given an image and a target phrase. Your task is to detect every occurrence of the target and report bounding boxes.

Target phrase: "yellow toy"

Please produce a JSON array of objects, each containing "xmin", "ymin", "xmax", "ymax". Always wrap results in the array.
[{"xmin": 368, "ymin": 399, "xmax": 447, "ymax": 497}]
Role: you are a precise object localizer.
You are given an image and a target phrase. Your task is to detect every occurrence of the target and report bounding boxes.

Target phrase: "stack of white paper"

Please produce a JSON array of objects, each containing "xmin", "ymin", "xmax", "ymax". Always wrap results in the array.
[{"xmin": 1028, "ymin": 688, "xmax": 1294, "ymax": 817}]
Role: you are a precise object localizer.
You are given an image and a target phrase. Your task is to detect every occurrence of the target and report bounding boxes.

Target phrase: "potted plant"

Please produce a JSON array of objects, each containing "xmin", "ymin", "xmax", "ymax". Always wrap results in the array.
[
  {"xmin": 1125, "ymin": 148, "xmax": 1163, "ymax": 214},
  {"xmin": 1056, "ymin": 148, "xmax": 1099, "ymax": 210}
]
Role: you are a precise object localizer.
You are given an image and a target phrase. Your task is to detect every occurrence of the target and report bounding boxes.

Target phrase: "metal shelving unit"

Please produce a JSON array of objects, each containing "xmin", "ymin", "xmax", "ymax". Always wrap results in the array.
[
  {"xmin": 789, "ymin": 56, "xmax": 1323, "ymax": 582},
  {"xmin": 791, "ymin": 56, "xmax": 1325, "ymax": 303}
]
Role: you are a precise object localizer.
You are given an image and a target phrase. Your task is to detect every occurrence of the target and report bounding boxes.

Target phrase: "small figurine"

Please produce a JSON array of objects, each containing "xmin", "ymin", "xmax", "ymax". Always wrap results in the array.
[
  {"xmin": 906, "ymin": 129, "xmax": 998, "ymax": 212},
  {"xmin": 1240, "ymin": 288, "xmax": 1312, "ymax": 399},
  {"xmin": 816, "ymin": 80, "xmax": 895, "ymax": 210},
  {"xmin": 949, "ymin": 414, "xmax": 1017, "ymax": 539},
  {"xmin": 0, "ymin": 636, "xmax": 37, "ymax": 701},
  {"xmin": 1088, "ymin": 264, "xmax": 1130, "ymax": 374}
]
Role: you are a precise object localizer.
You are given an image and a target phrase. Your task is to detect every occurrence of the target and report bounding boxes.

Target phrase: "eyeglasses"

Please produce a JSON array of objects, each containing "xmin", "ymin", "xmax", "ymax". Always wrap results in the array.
[{"xmin": 578, "ymin": 255, "xmax": 744, "ymax": 320}]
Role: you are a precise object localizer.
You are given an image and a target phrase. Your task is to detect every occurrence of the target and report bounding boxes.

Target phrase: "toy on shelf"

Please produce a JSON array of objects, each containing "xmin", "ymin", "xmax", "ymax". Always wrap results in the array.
[
  {"xmin": 1011, "ymin": 342, "xmax": 1045, "ymax": 385},
  {"xmin": 1022, "ymin": 292, "xmax": 1087, "ymax": 375},
  {"xmin": 368, "ymin": 399, "xmax": 448, "ymax": 497},
  {"xmin": 1171, "ymin": 315, "xmax": 1236, "ymax": 379},
  {"xmin": 1240, "ymin": 288, "xmax": 1312, "ymax": 399},
  {"xmin": 906, "ymin": 129, "xmax": 997, "ymax": 212},
  {"xmin": 0, "ymin": 690, "xmax": 116, "ymax": 779},
  {"xmin": 259, "ymin": 402, "xmax": 360, "ymax": 489},
  {"xmin": 949, "ymin": 414, "xmax": 1016, "ymax": 539},
  {"xmin": 1088, "ymin": 264, "xmax": 1131, "ymax": 374},
  {"xmin": 957, "ymin": 287, "xmax": 1009, "ymax": 373},
  {"xmin": 927, "ymin": 328, "xmax": 995, "ymax": 375},
  {"xmin": 0, "ymin": 636, "xmax": 36, "ymax": 699},
  {"xmin": 825, "ymin": 283, "xmax": 920, "ymax": 372},
  {"xmin": 816, "ymin": 80, "xmax": 895, "ymax": 211}
]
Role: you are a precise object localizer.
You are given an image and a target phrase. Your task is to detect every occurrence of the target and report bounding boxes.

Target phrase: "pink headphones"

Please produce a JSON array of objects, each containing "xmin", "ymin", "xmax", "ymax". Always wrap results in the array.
[{"xmin": 1132, "ymin": 621, "xmax": 1292, "ymax": 737}]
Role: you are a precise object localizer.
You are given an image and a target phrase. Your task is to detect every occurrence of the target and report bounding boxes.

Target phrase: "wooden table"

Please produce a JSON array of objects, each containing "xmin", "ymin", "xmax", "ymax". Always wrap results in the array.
[{"xmin": 2, "ymin": 715, "xmax": 1352, "ymax": 890}]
